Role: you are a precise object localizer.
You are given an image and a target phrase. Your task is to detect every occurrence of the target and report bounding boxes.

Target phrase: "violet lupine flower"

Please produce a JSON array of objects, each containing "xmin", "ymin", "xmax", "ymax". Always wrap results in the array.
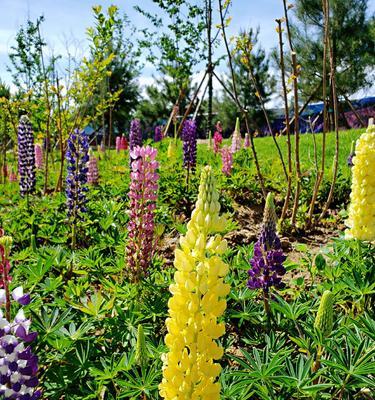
[
  {"xmin": 244, "ymin": 133, "xmax": 250, "ymax": 148},
  {"xmin": 247, "ymin": 193, "xmax": 286, "ymax": 293},
  {"xmin": 221, "ymin": 146, "xmax": 233, "ymax": 176},
  {"xmin": 17, "ymin": 116, "xmax": 36, "ymax": 197},
  {"xmin": 129, "ymin": 119, "xmax": 142, "ymax": 151},
  {"xmin": 66, "ymin": 129, "xmax": 89, "ymax": 219},
  {"xmin": 116, "ymin": 137, "xmax": 121, "ymax": 153},
  {"xmin": 34, "ymin": 144, "xmax": 43, "ymax": 170},
  {"xmin": 154, "ymin": 126, "xmax": 163, "ymax": 142},
  {"xmin": 126, "ymin": 146, "xmax": 159, "ymax": 281},
  {"xmin": 0, "ymin": 232, "xmax": 41, "ymax": 400},
  {"xmin": 182, "ymin": 119, "xmax": 197, "ymax": 171},
  {"xmin": 87, "ymin": 154, "xmax": 99, "ymax": 185}
]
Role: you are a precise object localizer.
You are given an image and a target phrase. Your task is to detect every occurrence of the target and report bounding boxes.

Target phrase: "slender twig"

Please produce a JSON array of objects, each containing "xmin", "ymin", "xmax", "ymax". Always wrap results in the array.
[
  {"xmin": 283, "ymin": 0, "xmax": 302, "ymax": 227},
  {"xmin": 319, "ymin": 0, "xmax": 339, "ymax": 221},
  {"xmin": 244, "ymin": 52, "xmax": 288, "ymax": 180},
  {"xmin": 306, "ymin": 0, "xmax": 329, "ymax": 227},
  {"xmin": 277, "ymin": 18, "xmax": 293, "ymax": 222},
  {"xmin": 218, "ymin": 0, "xmax": 266, "ymax": 197}
]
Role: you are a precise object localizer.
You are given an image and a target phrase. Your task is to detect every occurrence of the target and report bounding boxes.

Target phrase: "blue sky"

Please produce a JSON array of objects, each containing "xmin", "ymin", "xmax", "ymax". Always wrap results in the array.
[
  {"xmin": 0, "ymin": 0, "xmax": 287, "ymax": 85},
  {"xmin": 0, "ymin": 0, "xmax": 374, "ymax": 100}
]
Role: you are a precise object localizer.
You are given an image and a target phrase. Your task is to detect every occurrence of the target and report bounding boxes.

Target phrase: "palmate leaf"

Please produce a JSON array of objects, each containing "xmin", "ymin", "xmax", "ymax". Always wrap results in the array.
[
  {"xmin": 229, "ymin": 346, "xmax": 291, "ymax": 398},
  {"xmin": 321, "ymin": 335, "xmax": 375, "ymax": 395},
  {"xmin": 117, "ymin": 358, "xmax": 162, "ymax": 399},
  {"xmin": 69, "ymin": 291, "xmax": 115, "ymax": 318}
]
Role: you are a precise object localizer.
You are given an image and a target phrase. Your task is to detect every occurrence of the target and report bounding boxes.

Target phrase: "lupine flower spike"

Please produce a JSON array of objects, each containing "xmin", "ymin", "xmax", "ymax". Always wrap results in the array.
[
  {"xmin": 66, "ymin": 129, "xmax": 89, "ymax": 249},
  {"xmin": 244, "ymin": 133, "xmax": 250, "ymax": 148},
  {"xmin": 213, "ymin": 121, "xmax": 223, "ymax": 154},
  {"xmin": 0, "ymin": 231, "xmax": 41, "ymax": 400},
  {"xmin": 87, "ymin": 150, "xmax": 99, "ymax": 185},
  {"xmin": 231, "ymin": 117, "xmax": 242, "ymax": 153},
  {"xmin": 120, "ymin": 136, "xmax": 128, "ymax": 151},
  {"xmin": 221, "ymin": 146, "xmax": 233, "ymax": 176},
  {"xmin": 9, "ymin": 169, "xmax": 17, "ymax": 183},
  {"xmin": 17, "ymin": 116, "xmax": 36, "ymax": 197},
  {"xmin": 116, "ymin": 136, "xmax": 121, "ymax": 153},
  {"xmin": 135, "ymin": 325, "xmax": 148, "ymax": 368},
  {"xmin": 34, "ymin": 144, "xmax": 43, "ymax": 170},
  {"xmin": 346, "ymin": 120, "xmax": 375, "ymax": 241},
  {"xmin": 247, "ymin": 193, "xmax": 286, "ymax": 293},
  {"xmin": 159, "ymin": 166, "xmax": 230, "ymax": 400},
  {"xmin": 314, "ymin": 290, "xmax": 334, "ymax": 337},
  {"xmin": 182, "ymin": 119, "xmax": 197, "ymax": 172},
  {"xmin": 154, "ymin": 126, "xmax": 163, "ymax": 143},
  {"xmin": 126, "ymin": 146, "xmax": 159, "ymax": 281},
  {"xmin": 129, "ymin": 119, "xmax": 142, "ymax": 151}
]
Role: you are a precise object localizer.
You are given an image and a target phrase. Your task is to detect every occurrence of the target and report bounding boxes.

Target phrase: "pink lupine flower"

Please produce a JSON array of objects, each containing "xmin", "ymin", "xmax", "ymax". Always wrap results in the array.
[
  {"xmin": 87, "ymin": 154, "xmax": 99, "ymax": 185},
  {"xmin": 120, "ymin": 136, "xmax": 128, "ymax": 150},
  {"xmin": 231, "ymin": 117, "xmax": 242, "ymax": 153},
  {"xmin": 221, "ymin": 146, "xmax": 233, "ymax": 176},
  {"xmin": 35, "ymin": 144, "xmax": 43, "ymax": 169},
  {"xmin": 116, "ymin": 136, "xmax": 121, "ymax": 153},
  {"xmin": 244, "ymin": 133, "xmax": 250, "ymax": 148},
  {"xmin": 9, "ymin": 170, "xmax": 18, "ymax": 182},
  {"xmin": 126, "ymin": 146, "xmax": 159, "ymax": 281},
  {"xmin": 213, "ymin": 121, "xmax": 223, "ymax": 154}
]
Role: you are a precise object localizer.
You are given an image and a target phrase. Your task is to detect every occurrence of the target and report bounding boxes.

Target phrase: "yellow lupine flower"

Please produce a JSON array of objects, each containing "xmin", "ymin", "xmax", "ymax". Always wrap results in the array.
[
  {"xmin": 346, "ymin": 122, "xmax": 375, "ymax": 241},
  {"xmin": 159, "ymin": 166, "xmax": 230, "ymax": 400}
]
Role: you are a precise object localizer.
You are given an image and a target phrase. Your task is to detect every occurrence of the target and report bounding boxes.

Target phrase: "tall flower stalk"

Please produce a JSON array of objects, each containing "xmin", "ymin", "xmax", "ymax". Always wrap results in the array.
[
  {"xmin": 66, "ymin": 129, "xmax": 89, "ymax": 249},
  {"xmin": 221, "ymin": 146, "xmax": 233, "ymax": 176},
  {"xmin": 129, "ymin": 119, "xmax": 142, "ymax": 151},
  {"xmin": 345, "ymin": 122, "xmax": 375, "ymax": 241},
  {"xmin": 154, "ymin": 126, "xmax": 163, "ymax": 142},
  {"xmin": 231, "ymin": 117, "xmax": 242, "ymax": 153},
  {"xmin": 0, "ymin": 231, "xmax": 41, "ymax": 400},
  {"xmin": 247, "ymin": 193, "xmax": 286, "ymax": 322},
  {"xmin": 126, "ymin": 146, "xmax": 159, "ymax": 282},
  {"xmin": 34, "ymin": 144, "xmax": 43, "ymax": 170},
  {"xmin": 182, "ymin": 119, "xmax": 197, "ymax": 187},
  {"xmin": 87, "ymin": 151, "xmax": 99, "ymax": 185},
  {"xmin": 159, "ymin": 166, "xmax": 229, "ymax": 400},
  {"xmin": 213, "ymin": 121, "xmax": 223, "ymax": 154},
  {"xmin": 17, "ymin": 116, "xmax": 36, "ymax": 199}
]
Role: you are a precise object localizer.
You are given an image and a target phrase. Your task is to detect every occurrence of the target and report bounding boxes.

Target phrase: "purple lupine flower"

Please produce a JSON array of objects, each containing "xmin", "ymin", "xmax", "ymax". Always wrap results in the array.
[
  {"xmin": 126, "ymin": 146, "xmax": 159, "ymax": 281},
  {"xmin": 0, "ymin": 232, "xmax": 41, "ymax": 400},
  {"xmin": 87, "ymin": 153, "xmax": 99, "ymax": 185},
  {"xmin": 244, "ymin": 133, "xmax": 250, "ymax": 148},
  {"xmin": 221, "ymin": 146, "xmax": 233, "ymax": 176},
  {"xmin": 17, "ymin": 116, "xmax": 36, "ymax": 197},
  {"xmin": 65, "ymin": 129, "xmax": 89, "ymax": 219},
  {"xmin": 34, "ymin": 144, "xmax": 43, "ymax": 170},
  {"xmin": 154, "ymin": 126, "xmax": 163, "ymax": 142},
  {"xmin": 347, "ymin": 140, "xmax": 356, "ymax": 168},
  {"xmin": 182, "ymin": 119, "xmax": 197, "ymax": 171},
  {"xmin": 129, "ymin": 119, "xmax": 142, "ymax": 151},
  {"xmin": 247, "ymin": 193, "xmax": 286, "ymax": 293}
]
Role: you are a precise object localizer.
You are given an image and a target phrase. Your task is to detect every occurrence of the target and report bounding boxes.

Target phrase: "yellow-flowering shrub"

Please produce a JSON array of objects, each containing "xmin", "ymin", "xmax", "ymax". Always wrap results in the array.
[
  {"xmin": 346, "ymin": 122, "xmax": 375, "ymax": 241},
  {"xmin": 159, "ymin": 166, "xmax": 230, "ymax": 400}
]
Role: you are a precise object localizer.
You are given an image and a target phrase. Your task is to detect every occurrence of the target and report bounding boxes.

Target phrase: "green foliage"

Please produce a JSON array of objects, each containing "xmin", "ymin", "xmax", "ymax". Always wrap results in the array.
[{"xmin": 291, "ymin": 0, "xmax": 375, "ymax": 100}]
